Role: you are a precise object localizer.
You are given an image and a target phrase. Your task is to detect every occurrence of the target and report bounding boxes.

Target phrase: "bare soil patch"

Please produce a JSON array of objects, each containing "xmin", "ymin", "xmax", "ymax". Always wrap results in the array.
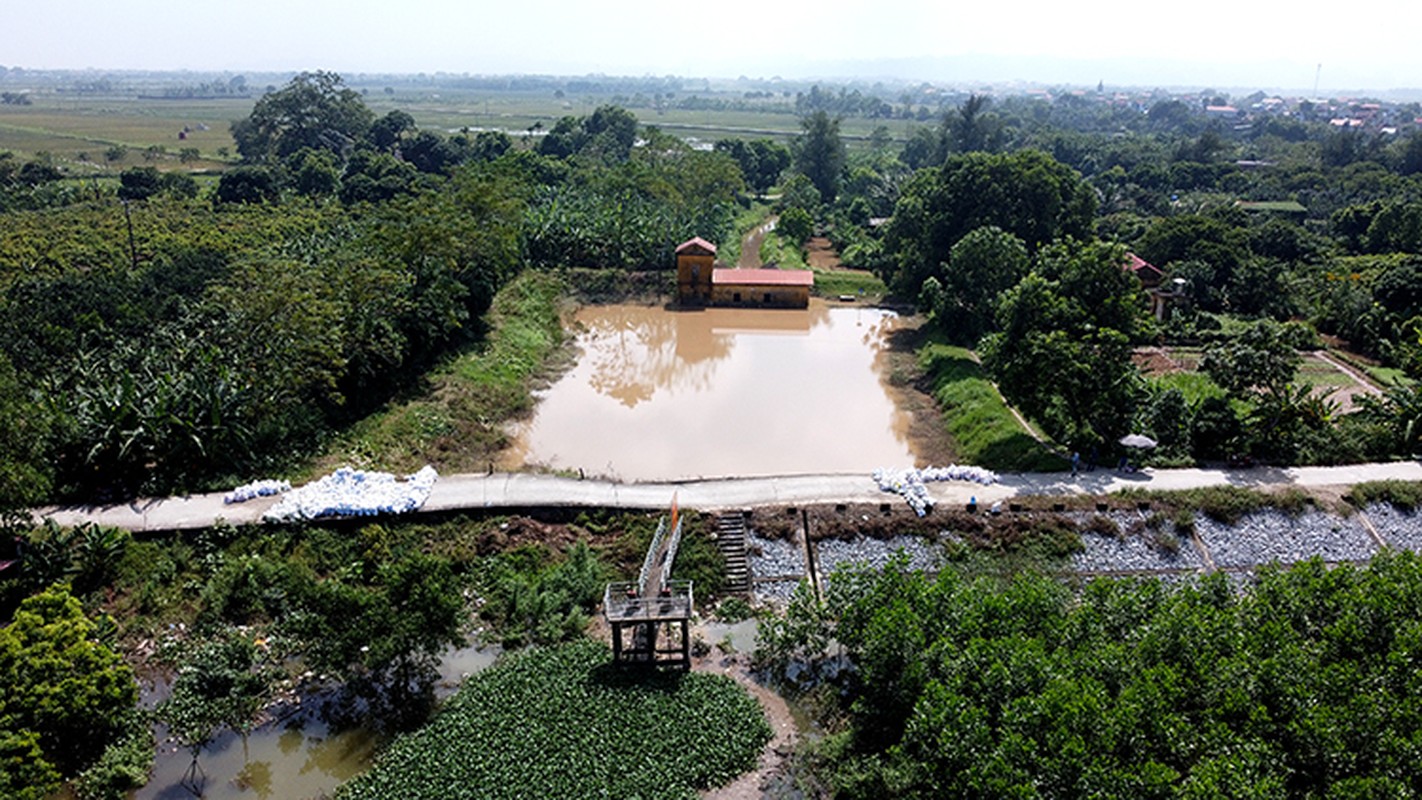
[
  {"xmin": 805, "ymin": 236, "xmax": 843, "ymax": 270},
  {"xmin": 1132, "ymin": 346, "xmax": 1202, "ymax": 375}
]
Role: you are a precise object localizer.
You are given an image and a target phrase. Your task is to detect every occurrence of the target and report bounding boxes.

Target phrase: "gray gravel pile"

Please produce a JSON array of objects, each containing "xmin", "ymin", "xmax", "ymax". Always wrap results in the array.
[
  {"xmin": 816, "ymin": 535, "xmax": 941, "ymax": 575},
  {"xmin": 753, "ymin": 579, "xmax": 806, "ymax": 603},
  {"xmin": 1365, "ymin": 504, "xmax": 1422, "ymax": 550},
  {"xmin": 1069, "ymin": 511, "xmax": 1204, "ymax": 573},
  {"xmin": 1196, "ymin": 510, "xmax": 1376, "ymax": 568},
  {"xmin": 748, "ymin": 533, "xmax": 804, "ymax": 579}
]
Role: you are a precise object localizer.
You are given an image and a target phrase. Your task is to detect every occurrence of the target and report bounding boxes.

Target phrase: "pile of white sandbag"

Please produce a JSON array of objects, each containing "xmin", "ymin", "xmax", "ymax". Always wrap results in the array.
[
  {"xmin": 263, "ymin": 465, "xmax": 438, "ymax": 523},
  {"xmin": 224, "ymin": 479, "xmax": 291, "ymax": 504},
  {"xmin": 871, "ymin": 465, "xmax": 998, "ymax": 517}
]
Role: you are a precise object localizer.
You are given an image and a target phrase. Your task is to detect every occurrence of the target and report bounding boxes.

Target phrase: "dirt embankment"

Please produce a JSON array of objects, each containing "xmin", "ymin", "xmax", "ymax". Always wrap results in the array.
[{"xmin": 697, "ymin": 654, "xmax": 798, "ymax": 800}]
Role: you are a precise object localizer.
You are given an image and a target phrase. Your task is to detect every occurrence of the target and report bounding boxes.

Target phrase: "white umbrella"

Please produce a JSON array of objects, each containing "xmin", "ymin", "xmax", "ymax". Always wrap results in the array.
[{"xmin": 1119, "ymin": 433, "xmax": 1158, "ymax": 449}]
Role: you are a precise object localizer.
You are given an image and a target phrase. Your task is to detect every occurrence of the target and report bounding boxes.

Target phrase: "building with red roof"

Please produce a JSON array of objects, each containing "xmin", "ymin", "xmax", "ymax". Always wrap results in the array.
[{"xmin": 676, "ymin": 237, "xmax": 812, "ymax": 308}]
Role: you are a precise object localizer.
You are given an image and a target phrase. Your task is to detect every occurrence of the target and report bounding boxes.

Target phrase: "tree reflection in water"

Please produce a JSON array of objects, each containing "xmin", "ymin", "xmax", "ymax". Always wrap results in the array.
[{"xmin": 505, "ymin": 301, "xmax": 913, "ymax": 480}]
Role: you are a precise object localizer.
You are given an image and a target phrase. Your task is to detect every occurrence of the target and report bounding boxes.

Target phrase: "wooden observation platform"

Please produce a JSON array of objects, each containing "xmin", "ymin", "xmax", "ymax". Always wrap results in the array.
[{"xmin": 605, "ymin": 509, "xmax": 693, "ymax": 668}]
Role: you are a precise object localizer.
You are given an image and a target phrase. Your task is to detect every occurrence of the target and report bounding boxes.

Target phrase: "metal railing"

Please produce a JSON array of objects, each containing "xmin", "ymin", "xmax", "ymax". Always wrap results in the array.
[
  {"xmin": 603, "ymin": 580, "xmax": 693, "ymax": 621},
  {"xmin": 636, "ymin": 517, "xmax": 668, "ymax": 595}
]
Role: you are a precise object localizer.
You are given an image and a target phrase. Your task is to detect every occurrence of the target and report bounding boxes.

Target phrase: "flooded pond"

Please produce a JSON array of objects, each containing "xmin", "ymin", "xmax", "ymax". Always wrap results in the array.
[
  {"xmin": 502, "ymin": 301, "xmax": 917, "ymax": 480},
  {"xmin": 131, "ymin": 643, "xmax": 500, "ymax": 800}
]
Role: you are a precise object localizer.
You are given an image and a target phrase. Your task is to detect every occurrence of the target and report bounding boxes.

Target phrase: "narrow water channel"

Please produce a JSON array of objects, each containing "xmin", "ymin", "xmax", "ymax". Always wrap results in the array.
[
  {"xmin": 130, "ymin": 642, "xmax": 500, "ymax": 800},
  {"xmin": 501, "ymin": 301, "xmax": 918, "ymax": 480}
]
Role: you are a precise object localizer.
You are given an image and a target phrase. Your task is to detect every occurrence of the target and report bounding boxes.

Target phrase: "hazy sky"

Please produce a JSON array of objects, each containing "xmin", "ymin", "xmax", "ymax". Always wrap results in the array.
[{"xmin": 6, "ymin": 0, "xmax": 1421, "ymax": 92}]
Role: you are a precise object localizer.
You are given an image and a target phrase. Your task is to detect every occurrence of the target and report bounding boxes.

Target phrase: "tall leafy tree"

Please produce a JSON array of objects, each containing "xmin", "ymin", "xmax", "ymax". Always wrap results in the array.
[
  {"xmin": 792, "ymin": 110, "xmax": 845, "ymax": 203},
  {"xmin": 920, "ymin": 225, "xmax": 1029, "ymax": 344},
  {"xmin": 230, "ymin": 71, "xmax": 374, "ymax": 162},
  {"xmin": 981, "ymin": 239, "xmax": 1144, "ymax": 446},
  {"xmin": 882, "ymin": 149, "xmax": 1097, "ymax": 297}
]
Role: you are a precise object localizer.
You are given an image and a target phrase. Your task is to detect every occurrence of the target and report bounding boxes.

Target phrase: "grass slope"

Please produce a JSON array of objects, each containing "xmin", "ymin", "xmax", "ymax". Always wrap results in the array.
[
  {"xmin": 339, "ymin": 639, "xmax": 771, "ymax": 800},
  {"xmin": 919, "ymin": 342, "xmax": 1064, "ymax": 472},
  {"xmin": 309, "ymin": 270, "xmax": 567, "ymax": 477}
]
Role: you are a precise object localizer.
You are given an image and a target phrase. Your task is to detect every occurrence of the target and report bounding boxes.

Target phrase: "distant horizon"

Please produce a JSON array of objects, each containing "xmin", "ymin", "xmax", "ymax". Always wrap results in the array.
[
  {"xmin": 3, "ymin": 62, "xmax": 1420, "ymax": 104},
  {"xmin": 8, "ymin": 0, "xmax": 1422, "ymax": 100}
]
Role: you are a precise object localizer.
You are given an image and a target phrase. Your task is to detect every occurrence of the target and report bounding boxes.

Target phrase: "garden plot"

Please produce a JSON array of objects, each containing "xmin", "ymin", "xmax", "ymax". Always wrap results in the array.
[
  {"xmin": 1364, "ymin": 504, "xmax": 1422, "ymax": 550},
  {"xmin": 1196, "ymin": 510, "xmax": 1376, "ymax": 568},
  {"xmin": 1069, "ymin": 511, "xmax": 1205, "ymax": 573},
  {"xmin": 1297, "ymin": 352, "xmax": 1379, "ymax": 413}
]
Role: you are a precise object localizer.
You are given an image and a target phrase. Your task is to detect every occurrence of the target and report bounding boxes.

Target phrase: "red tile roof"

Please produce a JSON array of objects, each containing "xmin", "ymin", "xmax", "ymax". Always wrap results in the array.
[
  {"xmin": 1124, "ymin": 252, "xmax": 1163, "ymax": 277},
  {"xmin": 675, "ymin": 237, "xmax": 717, "ymax": 255},
  {"xmin": 712, "ymin": 268, "xmax": 814, "ymax": 287}
]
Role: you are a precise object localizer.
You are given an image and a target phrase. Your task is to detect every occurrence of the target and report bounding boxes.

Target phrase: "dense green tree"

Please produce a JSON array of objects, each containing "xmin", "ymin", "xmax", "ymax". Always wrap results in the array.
[
  {"xmin": 470, "ymin": 130, "xmax": 513, "ymax": 162},
  {"xmin": 231, "ymin": 71, "xmax": 374, "ymax": 162},
  {"xmin": 778, "ymin": 173, "xmax": 822, "ymax": 215},
  {"xmin": 0, "ymin": 585, "xmax": 137, "ymax": 785},
  {"xmin": 340, "ymin": 150, "xmax": 419, "ymax": 203},
  {"xmin": 1365, "ymin": 201, "xmax": 1422, "ymax": 254},
  {"xmin": 214, "ymin": 165, "xmax": 280, "ymax": 204},
  {"xmin": 749, "ymin": 139, "xmax": 791, "ymax": 194},
  {"xmin": 981, "ymin": 240, "xmax": 1143, "ymax": 447},
  {"xmin": 944, "ymin": 93, "xmax": 1004, "ymax": 154},
  {"xmin": 366, "ymin": 109, "xmax": 415, "ymax": 152},
  {"xmin": 882, "ymin": 149, "xmax": 1096, "ymax": 297},
  {"xmin": 288, "ymin": 146, "xmax": 341, "ymax": 197},
  {"xmin": 0, "ymin": 352, "xmax": 53, "ymax": 512},
  {"xmin": 920, "ymin": 225, "xmax": 1029, "ymax": 343},
  {"xmin": 582, "ymin": 104, "xmax": 638, "ymax": 162},
  {"xmin": 1133, "ymin": 213, "xmax": 1251, "ymax": 312},
  {"xmin": 17, "ymin": 159, "xmax": 62, "ymax": 187},
  {"xmin": 160, "ymin": 632, "xmax": 275, "ymax": 750},
  {"xmin": 117, "ymin": 166, "xmax": 162, "ymax": 201},
  {"xmin": 536, "ymin": 105, "xmax": 638, "ymax": 164},
  {"xmin": 158, "ymin": 171, "xmax": 199, "ymax": 199},
  {"xmin": 900, "ymin": 125, "xmax": 945, "ymax": 170},
  {"xmin": 792, "ymin": 110, "xmax": 845, "ymax": 203},
  {"xmin": 786, "ymin": 553, "xmax": 1422, "ymax": 798},
  {"xmin": 714, "ymin": 138, "xmax": 790, "ymax": 196},
  {"xmin": 402, "ymin": 130, "xmax": 464, "ymax": 175},
  {"xmin": 776, "ymin": 206, "xmax": 813, "ymax": 247},
  {"xmin": 1202, "ymin": 319, "xmax": 1301, "ymax": 402},
  {"xmin": 1372, "ymin": 257, "xmax": 1422, "ymax": 320}
]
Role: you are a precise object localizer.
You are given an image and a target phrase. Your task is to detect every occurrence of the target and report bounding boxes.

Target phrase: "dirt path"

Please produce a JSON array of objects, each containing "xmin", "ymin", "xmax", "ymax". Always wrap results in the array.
[
  {"xmin": 738, "ymin": 217, "xmax": 777, "ymax": 269},
  {"xmin": 1313, "ymin": 350, "xmax": 1383, "ymax": 412},
  {"xmin": 697, "ymin": 653, "xmax": 797, "ymax": 800},
  {"xmin": 805, "ymin": 237, "xmax": 842, "ymax": 270}
]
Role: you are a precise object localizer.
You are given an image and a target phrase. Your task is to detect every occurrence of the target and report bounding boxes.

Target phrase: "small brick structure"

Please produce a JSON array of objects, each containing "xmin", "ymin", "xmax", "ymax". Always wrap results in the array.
[{"xmin": 676, "ymin": 237, "xmax": 812, "ymax": 309}]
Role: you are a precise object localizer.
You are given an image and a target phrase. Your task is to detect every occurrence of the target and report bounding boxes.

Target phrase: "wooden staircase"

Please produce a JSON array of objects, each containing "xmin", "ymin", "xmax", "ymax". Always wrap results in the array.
[{"xmin": 715, "ymin": 512, "xmax": 751, "ymax": 594}]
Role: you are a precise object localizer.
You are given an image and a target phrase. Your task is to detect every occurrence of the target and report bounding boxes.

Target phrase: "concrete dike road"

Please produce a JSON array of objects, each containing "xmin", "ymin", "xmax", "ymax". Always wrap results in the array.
[{"xmin": 31, "ymin": 461, "xmax": 1422, "ymax": 534}]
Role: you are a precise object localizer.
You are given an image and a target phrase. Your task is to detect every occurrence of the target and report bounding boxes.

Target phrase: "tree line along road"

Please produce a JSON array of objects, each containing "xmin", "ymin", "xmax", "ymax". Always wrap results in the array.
[{"xmin": 30, "ymin": 462, "xmax": 1422, "ymax": 534}]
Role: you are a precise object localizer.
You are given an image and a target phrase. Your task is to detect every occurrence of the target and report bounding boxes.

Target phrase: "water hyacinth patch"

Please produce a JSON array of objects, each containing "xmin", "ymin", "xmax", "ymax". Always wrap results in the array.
[{"xmin": 339, "ymin": 639, "xmax": 770, "ymax": 800}]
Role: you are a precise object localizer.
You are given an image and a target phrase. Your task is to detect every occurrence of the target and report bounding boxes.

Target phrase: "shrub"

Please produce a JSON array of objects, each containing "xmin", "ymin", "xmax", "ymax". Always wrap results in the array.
[{"xmin": 1346, "ymin": 480, "xmax": 1422, "ymax": 512}]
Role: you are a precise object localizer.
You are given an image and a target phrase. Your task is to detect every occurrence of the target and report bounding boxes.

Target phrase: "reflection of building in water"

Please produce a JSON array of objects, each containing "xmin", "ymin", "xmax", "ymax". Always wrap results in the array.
[{"xmin": 676, "ymin": 237, "xmax": 812, "ymax": 309}]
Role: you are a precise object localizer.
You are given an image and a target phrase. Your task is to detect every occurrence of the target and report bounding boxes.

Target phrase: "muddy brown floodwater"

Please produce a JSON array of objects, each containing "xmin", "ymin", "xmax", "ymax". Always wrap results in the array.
[{"xmin": 501, "ymin": 301, "xmax": 918, "ymax": 480}]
